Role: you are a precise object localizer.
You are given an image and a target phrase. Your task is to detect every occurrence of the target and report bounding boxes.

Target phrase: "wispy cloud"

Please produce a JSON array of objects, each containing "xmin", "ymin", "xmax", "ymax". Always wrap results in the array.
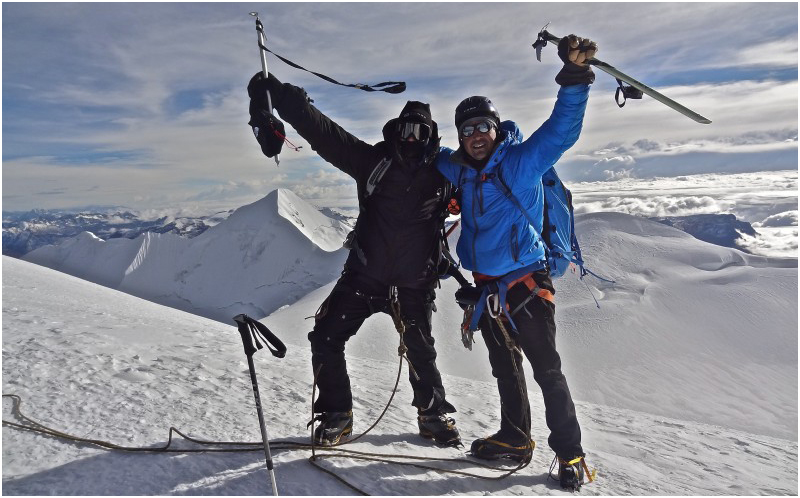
[{"xmin": 2, "ymin": 2, "xmax": 797, "ymax": 213}]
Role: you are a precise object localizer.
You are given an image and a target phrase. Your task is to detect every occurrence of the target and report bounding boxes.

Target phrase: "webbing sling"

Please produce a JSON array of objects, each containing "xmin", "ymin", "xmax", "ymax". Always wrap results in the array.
[{"xmin": 256, "ymin": 19, "xmax": 405, "ymax": 94}]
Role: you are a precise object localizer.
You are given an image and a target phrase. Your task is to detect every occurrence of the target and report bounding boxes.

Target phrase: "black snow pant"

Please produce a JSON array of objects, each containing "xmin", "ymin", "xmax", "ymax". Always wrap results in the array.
[
  {"xmin": 478, "ymin": 269, "xmax": 583, "ymax": 460},
  {"xmin": 308, "ymin": 271, "xmax": 455, "ymax": 415}
]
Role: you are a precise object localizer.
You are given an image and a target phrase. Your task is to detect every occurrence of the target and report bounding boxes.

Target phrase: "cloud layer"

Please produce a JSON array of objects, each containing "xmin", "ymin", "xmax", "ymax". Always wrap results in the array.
[{"xmin": 2, "ymin": 3, "xmax": 797, "ymax": 213}]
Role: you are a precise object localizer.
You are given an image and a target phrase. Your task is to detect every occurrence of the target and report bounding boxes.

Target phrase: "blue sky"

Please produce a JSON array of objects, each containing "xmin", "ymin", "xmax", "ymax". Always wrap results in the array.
[{"xmin": 2, "ymin": 2, "xmax": 797, "ymax": 216}]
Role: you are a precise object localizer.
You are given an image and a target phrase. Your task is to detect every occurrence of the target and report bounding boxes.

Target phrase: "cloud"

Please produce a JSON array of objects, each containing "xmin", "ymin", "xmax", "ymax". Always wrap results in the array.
[
  {"xmin": 737, "ymin": 228, "xmax": 799, "ymax": 258},
  {"xmin": 757, "ymin": 211, "xmax": 799, "ymax": 228},
  {"xmin": 733, "ymin": 39, "xmax": 798, "ymax": 69},
  {"xmin": 574, "ymin": 195, "xmax": 733, "ymax": 217},
  {"xmin": 590, "ymin": 155, "xmax": 636, "ymax": 180},
  {"xmin": 570, "ymin": 170, "xmax": 798, "ymax": 221},
  {"xmin": 2, "ymin": 3, "xmax": 798, "ymax": 213}
]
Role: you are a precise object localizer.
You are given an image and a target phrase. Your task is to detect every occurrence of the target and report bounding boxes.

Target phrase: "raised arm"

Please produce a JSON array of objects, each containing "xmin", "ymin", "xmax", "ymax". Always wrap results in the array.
[
  {"xmin": 518, "ymin": 34, "xmax": 597, "ymax": 175},
  {"xmin": 248, "ymin": 72, "xmax": 376, "ymax": 179}
]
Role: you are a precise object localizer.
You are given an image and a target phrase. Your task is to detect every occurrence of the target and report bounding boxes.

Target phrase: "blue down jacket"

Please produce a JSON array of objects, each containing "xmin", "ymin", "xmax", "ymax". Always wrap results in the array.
[{"xmin": 436, "ymin": 84, "xmax": 590, "ymax": 276}]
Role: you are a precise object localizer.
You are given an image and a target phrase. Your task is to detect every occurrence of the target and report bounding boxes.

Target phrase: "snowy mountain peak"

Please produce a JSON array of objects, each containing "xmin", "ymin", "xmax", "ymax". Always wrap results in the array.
[
  {"xmin": 23, "ymin": 189, "xmax": 349, "ymax": 322},
  {"xmin": 218, "ymin": 189, "xmax": 350, "ymax": 252}
]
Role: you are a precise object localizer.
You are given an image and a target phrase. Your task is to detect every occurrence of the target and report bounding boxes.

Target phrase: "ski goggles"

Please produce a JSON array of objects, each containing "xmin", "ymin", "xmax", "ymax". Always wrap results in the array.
[
  {"xmin": 396, "ymin": 121, "xmax": 431, "ymax": 142},
  {"xmin": 460, "ymin": 120, "xmax": 495, "ymax": 138}
]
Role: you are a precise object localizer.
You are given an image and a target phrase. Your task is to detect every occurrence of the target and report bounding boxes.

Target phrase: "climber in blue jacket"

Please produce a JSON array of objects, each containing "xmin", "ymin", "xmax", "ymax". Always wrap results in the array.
[{"xmin": 436, "ymin": 34, "xmax": 596, "ymax": 490}]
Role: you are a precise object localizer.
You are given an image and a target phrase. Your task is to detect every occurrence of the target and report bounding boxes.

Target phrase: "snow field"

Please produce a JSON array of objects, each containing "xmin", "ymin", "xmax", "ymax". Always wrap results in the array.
[{"xmin": 3, "ymin": 257, "xmax": 797, "ymax": 495}]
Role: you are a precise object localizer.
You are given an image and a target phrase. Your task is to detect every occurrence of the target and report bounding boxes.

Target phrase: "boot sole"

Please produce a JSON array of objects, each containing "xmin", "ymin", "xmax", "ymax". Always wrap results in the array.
[
  {"xmin": 470, "ymin": 441, "xmax": 535, "ymax": 462},
  {"xmin": 314, "ymin": 427, "xmax": 353, "ymax": 446},
  {"xmin": 471, "ymin": 451, "xmax": 530, "ymax": 462},
  {"xmin": 419, "ymin": 430, "xmax": 462, "ymax": 447}
]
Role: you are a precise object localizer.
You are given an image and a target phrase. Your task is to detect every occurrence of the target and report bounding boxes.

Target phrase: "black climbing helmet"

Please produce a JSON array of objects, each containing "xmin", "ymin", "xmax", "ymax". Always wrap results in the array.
[{"xmin": 455, "ymin": 96, "xmax": 500, "ymax": 133}]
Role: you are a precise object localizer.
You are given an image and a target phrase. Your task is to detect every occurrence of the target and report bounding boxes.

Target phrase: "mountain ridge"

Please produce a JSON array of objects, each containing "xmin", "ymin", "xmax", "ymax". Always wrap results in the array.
[{"xmin": 23, "ymin": 189, "xmax": 350, "ymax": 322}]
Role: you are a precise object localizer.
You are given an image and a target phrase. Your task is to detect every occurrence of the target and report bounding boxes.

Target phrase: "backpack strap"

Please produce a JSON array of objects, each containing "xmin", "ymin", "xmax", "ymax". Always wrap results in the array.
[
  {"xmin": 364, "ymin": 157, "xmax": 392, "ymax": 200},
  {"xmin": 490, "ymin": 170, "xmax": 539, "ymax": 232},
  {"xmin": 346, "ymin": 156, "xmax": 393, "ymax": 266},
  {"xmin": 489, "ymin": 167, "xmax": 548, "ymax": 264}
]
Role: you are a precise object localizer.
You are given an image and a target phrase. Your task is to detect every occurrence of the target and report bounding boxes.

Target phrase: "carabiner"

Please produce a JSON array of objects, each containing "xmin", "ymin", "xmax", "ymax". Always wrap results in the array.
[{"xmin": 487, "ymin": 293, "xmax": 501, "ymax": 319}]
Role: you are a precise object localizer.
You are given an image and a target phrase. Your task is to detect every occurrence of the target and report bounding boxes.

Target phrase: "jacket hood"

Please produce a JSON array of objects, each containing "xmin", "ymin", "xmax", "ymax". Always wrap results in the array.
[
  {"xmin": 498, "ymin": 120, "xmax": 523, "ymax": 145},
  {"xmin": 382, "ymin": 117, "xmax": 441, "ymax": 166},
  {"xmin": 382, "ymin": 117, "xmax": 440, "ymax": 144}
]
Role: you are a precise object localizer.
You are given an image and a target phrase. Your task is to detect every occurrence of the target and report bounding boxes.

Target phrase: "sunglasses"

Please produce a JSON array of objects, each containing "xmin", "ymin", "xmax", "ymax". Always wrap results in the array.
[
  {"xmin": 460, "ymin": 120, "xmax": 494, "ymax": 138},
  {"xmin": 396, "ymin": 121, "xmax": 431, "ymax": 142}
]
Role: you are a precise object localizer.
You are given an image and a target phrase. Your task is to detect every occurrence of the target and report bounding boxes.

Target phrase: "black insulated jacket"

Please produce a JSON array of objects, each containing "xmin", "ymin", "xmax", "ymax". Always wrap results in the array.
[{"xmin": 266, "ymin": 81, "xmax": 452, "ymax": 289}]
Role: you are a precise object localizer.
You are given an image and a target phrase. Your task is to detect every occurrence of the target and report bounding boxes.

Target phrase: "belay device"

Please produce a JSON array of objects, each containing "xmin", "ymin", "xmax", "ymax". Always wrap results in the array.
[
  {"xmin": 233, "ymin": 313, "xmax": 287, "ymax": 496},
  {"xmin": 533, "ymin": 26, "xmax": 712, "ymax": 124}
]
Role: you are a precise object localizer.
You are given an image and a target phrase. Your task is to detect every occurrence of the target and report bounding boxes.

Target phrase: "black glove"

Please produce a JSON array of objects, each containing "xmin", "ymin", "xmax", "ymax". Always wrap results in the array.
[
  {"xmin": 247, "ymin": 72, "xmax": 288, "ymax": 158},
  {"xmin": 555, "ymin": 35, "xmax": 597, "ymax": 86},
  {"xmin": 454, "ymin": 284, "xmax": 482, "ymax": 310},
  {"xmin": 248, "ymin": 101, "xmax": 285, "ymax": 158},
  {"xmin": 247, "ymin": 71, "xmax": 284, "ymax": 104}
]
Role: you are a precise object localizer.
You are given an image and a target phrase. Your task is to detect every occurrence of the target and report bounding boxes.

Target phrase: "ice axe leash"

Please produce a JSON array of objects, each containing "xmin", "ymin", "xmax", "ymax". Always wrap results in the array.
[
  {"xmin": 533, "ymin": 27, "xmax": 712, "ymax": 124},
  {"xmin": 233, "ymin": 313, "xmax": 287, "ymax": 496},
  {"xmin": 249, "ymin": 12, "xmax": 405, "ymax": 96}
]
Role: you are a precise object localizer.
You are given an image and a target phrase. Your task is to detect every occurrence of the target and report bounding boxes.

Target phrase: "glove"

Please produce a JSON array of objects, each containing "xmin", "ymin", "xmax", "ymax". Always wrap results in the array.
[
  {"xmin": 248, "ymin": 101, "xmax": 286, "ymax": 158},
  {"xmin": 454, "ymin": 284, "xmax": 483, "ymax": 310},
  {"xmin": 555, "ymin": 35, "xmax": 597, "ymax": 86},
  {"xmin": 247, "ymin": 71, "xmax": 284, "ymax": 104},
  {"xmin": 447, "ymin": 197, "xmax": 461, "ymax": 215}
]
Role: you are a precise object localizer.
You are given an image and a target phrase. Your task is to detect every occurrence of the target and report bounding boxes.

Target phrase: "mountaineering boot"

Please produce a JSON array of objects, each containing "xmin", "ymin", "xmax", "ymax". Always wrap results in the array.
[
  {"xmin": 469, "ymin": 432, "xmax": 534, "ymax": 462},
  {"xmin": 310, "ymin": 411, "xmax": 353, "ymax": 446},
  {"xmin": 557, "ymin": 456, "xmax": 587, "ymax": 491},
  {"xmin": 417, "ymin": 412, "xmax": 461, "ymax": 447}
]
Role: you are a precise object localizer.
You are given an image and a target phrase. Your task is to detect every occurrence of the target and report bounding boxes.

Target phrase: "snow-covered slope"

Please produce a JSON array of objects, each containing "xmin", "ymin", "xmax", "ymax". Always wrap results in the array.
[
  {"xmin": 23, "ymin": 189, "xmax": 350, "ymax": 322},
  {"xmin": 2, "ymin": 257, "xmax": 797, "ymax": 495},
  {"xmin": 263, "ymin": 212, "xmax": 798, "ymax": 440}
]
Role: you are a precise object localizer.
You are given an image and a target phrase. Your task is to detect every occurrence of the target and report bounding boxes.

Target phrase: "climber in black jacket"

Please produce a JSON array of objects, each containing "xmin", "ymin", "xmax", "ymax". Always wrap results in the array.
[{"xmin": 248, "ymin": 72, "xmax": 460, "ymax": 447}]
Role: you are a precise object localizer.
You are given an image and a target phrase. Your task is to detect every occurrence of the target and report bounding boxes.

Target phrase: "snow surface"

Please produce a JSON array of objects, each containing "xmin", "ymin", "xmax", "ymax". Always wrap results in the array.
[
  {"xmin": 266, "ymin": 212, "xmax": 798, "ymax": 441},
  {"xmin": 3, "ymin": 201, "xmax": 798, "ymax": 494},
  {"xmin": 2, "ymin": 257, "xmax": 797, "ymax": 495}
]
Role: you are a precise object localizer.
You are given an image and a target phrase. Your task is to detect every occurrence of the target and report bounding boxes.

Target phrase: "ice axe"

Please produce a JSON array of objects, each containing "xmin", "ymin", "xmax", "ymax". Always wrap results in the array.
[
  {"xmin": 233, "ymin": 313, "xmax": 287, "ymax": 496},
  {"xmin": 250, "ymin": 12, "xmax": 280, "ymax": 166},
  {"xmin": 533, "ymin": 27, "xmax": 712, "ymax": 124}
]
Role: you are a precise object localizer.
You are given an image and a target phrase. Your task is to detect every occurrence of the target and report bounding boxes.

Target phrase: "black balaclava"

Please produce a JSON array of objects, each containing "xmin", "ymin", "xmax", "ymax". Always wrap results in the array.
[{"xmin": 394, "ymin": 101, "xmax": 433, "ymax": 167}]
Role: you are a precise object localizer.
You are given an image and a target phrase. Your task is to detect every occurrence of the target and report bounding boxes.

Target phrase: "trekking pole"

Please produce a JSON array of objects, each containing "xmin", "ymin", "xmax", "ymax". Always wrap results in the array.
[
  {"xmin": 533, "ymin": 26, "xmax": 711, "ymax": 124},
  {"xmin": 249, "ymin": 11, "xmax": 280, "ymax": 166},
  {"xmin": 233, "ymin": 314, "xmax": 287, "ymax": 496}
]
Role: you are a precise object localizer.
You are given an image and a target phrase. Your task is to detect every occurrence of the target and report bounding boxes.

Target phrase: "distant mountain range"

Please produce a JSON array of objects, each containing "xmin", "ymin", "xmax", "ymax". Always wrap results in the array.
[
  {"xmin": 4, "ymin": 203, "xmax": 759, "ymax": 259},
  {"xmin": 19, "ymin": 189, "xmax": 351, "ymax": 322},
  {"xmin": 2, "ymin": 208, "xmax": 232, "ymax": 258}
]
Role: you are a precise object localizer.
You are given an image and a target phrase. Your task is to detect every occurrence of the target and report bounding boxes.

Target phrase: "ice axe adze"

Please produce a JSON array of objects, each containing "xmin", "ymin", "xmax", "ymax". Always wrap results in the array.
[
  {"xmin": 533, "ymin": 28, "xmax": 712, "ymax": 124},
  {"xmin": 250, "ymin": 12, "xmax": 280, "ymax": 166},
  {"xmin": 233, "ymin": 313, "xmax": 287, "ymax": 496}
]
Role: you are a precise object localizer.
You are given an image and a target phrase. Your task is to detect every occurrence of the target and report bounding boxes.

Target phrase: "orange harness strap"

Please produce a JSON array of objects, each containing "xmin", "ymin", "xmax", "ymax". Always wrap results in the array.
[{"xmin": 507, "ymin": 273, "xmax": 555, "ymax": 305}]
